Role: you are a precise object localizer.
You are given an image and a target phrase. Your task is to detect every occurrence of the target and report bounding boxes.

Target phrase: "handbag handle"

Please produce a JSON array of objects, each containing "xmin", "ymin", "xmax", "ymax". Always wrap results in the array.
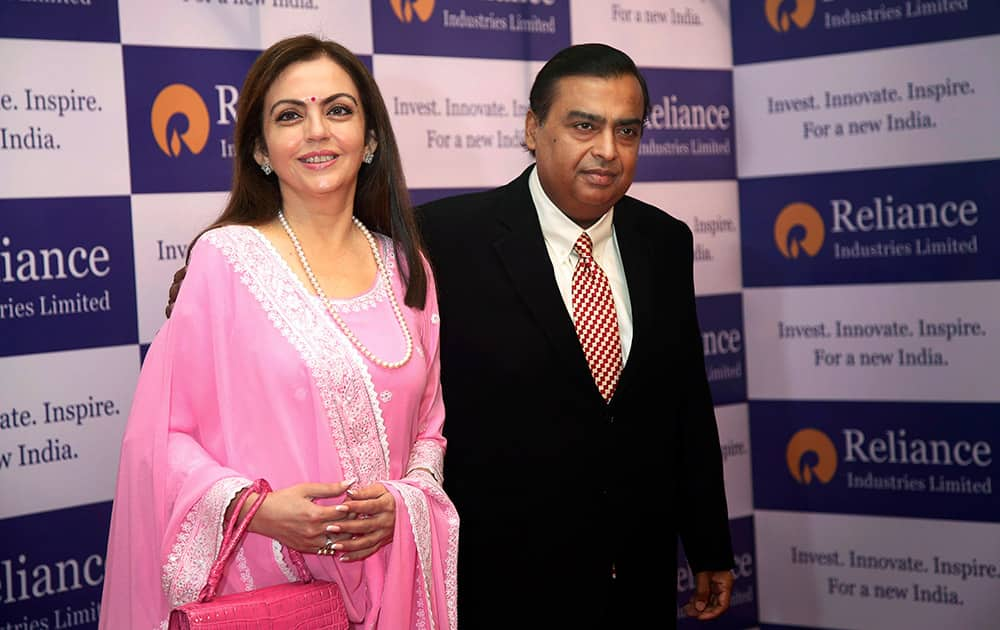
[{"xmin": 196, "ymin": 478, "xmax": 315, "ymax": 602}]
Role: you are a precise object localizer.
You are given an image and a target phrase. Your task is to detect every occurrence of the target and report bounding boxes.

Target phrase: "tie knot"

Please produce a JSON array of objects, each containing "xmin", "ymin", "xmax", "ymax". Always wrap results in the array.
[{"xmin": 574, "ymin": 232, "xmax": 594, "ymax": 259}]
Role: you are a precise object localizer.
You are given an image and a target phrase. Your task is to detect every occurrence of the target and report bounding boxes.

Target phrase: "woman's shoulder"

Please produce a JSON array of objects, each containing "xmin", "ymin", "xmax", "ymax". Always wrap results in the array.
[
  {"xmin": 183, "ymin": 225, "xmax": 273, "ymax": 283},
  {"xmin": 193, "ymin": 224, "xmax": 260, "ymax": 251},
  {"xmin": 172, "ymin": 225, "xmax": 269, "ymax": 313},
  {"xmin": 191, "ymin": 224, "xmax": 269, "ymax": 260}
]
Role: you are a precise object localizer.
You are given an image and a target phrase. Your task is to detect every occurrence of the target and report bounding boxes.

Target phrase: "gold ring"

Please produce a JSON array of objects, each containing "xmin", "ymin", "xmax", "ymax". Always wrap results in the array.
[{"xmin": 317, "ymin": 535, "xmax": 336, "ymax": 555}]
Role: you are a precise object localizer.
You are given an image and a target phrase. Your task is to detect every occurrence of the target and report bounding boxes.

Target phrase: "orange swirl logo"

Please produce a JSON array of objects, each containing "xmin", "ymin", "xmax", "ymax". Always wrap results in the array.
[
  {"xmin": 786, "ymin": 428, "xmax": 837, "ymax": 484},
  {"xmin": 151, "ymin": 84, "xmax": 210, "ymax": 157},
  {"xmin": 765, "ymin": 0, "xmax": 815, "ymax": 32},
  {"xmin": 774, "ymin": 202, "xmax": 825, "ymax": 259},
  {"xmin": 390, "ymin": 0, "xmax": 435, "ymax": 23}
]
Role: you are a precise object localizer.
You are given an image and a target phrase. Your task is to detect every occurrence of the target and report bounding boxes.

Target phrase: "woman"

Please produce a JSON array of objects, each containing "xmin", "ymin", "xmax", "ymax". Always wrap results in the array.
[{"xmin": 99, "ymin": 35, "xmax": 457, "ymax": 629}]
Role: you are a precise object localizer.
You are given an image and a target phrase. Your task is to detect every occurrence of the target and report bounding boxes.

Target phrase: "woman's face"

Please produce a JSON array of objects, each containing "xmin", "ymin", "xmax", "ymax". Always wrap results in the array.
[{"xmin": 256, "ymin": 56, "xmax": 375, "ymax": 211}]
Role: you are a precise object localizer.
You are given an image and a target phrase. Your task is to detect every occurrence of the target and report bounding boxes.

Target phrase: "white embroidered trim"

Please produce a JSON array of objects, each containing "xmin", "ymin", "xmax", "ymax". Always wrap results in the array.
[
  {"xmin": 386, "ymin": 481, "xmax": 435, "ymax": 630},
  {"xmin": 203, "ymin": 227, "xmax": 390, "ymax": 485},
  {"xmin": 386, "ymin": 478, "xmax": 460, "ymax": 630},
  {"xmin": 405, "ymin": 468, "xmax": 437, "ymax": 489},
  {"xmin": 423, "ymin": 479, "xmax": 460, "ymax": 630},
  {"xmin": 347, "ymin": 334, "xmax": 393, "ymax": 479},
  {"xmin": 235, "ymin": 546, "xmax": 254, "ymax": 591},
  {"xmin": 406, "ymin": 440, "xmax": 444, "ymax": 486},
  {"xmin": 273, "ymin": 539, "xmax": 299, "ymax": 583},
  {"xmin": 162, "ymin": 477, "xmax": 251, "ymax": 607}
]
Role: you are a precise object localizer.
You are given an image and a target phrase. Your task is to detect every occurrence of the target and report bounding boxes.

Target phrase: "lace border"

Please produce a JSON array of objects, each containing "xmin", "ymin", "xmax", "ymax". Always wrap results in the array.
[{"xmin": 162, "ymin": 476, "xmax": 251, "ymax": 607}]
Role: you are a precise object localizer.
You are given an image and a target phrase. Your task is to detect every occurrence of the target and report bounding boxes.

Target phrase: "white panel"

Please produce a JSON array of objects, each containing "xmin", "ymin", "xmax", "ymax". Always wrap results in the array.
[
  {"xmin": 629, "ymin": 180, "xmax": 742, "ymax": 296},
  {"xmin": 0, "ymin": 39, "xmax": 129, "ymax": 199},
  {"xmin": 735, "ymin": 35, "xmax": 1000, "ymax": 178},
  {"xmin": 570, "ymin": 0, "xmax": 732, "ymax": 69},
  {"xmin": 118, "ymin": 0, "xmax": 373, "ymax": 53},
  {"xmin": 744, "ymin": 281, "xmax": 1000, "ymax": 402},
  {"xmin": 375, "ymin": 54, "xmax": 538, "ymax": 189},
  {"xmin": 756, "ymin": 510, "xmax": 1000, "ymax": 630},
  {"xmin": 717, "ymin": 403, "xmax": 753, "ymax": 519},
  {"xmin": 131, "ymin": 192, "xmax": 227, "ymax": 344},
  {"xmin": 0, "ymin": 346, "xmax": 137, "ymax": 519}
]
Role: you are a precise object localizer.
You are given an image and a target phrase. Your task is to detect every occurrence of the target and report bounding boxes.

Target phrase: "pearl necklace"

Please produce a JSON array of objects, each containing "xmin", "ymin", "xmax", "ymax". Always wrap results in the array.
[{"xmin": 277, "ymin": 210, "xmax": 413, "ymax": 369}]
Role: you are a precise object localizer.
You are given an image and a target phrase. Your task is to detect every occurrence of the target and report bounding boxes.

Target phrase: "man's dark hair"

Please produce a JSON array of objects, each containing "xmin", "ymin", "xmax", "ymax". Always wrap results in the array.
[{"xmin": 528, "ymin": 43, "xmax": 651, "ymax": 126}]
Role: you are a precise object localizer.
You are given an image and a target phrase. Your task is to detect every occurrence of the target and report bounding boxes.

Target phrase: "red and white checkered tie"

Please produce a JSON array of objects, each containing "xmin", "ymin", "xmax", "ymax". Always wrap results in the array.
[{"xmin": 572, "ymin": 232, "xmax": 623, "ymax": 402}]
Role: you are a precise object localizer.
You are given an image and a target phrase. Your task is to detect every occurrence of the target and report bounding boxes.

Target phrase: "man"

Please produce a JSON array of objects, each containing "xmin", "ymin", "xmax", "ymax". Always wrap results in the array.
[
  {"xmin": 167, "ymin": 42, "xmax": 734, "ymax": 629},
  {"xmin": 416, "ymin": 44, "xmax": 734, "ymax": 628}
]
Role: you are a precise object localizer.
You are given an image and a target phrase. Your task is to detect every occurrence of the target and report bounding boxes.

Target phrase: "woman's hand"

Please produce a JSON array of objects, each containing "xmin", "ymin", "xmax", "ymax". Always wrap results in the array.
[
  {"xmin": 241, "ymin": 480, "xmax": 357, "ymax": 554},
  {"xmin": 323, "ymin": 482, "xmax": 396, "ymax": 562}
]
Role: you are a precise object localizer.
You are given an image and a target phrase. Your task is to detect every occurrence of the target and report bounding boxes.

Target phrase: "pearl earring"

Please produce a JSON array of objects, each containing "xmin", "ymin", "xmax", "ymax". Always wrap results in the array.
[{"xmin": 260, "ymin": 159, "xmax": 272, "ymax": 175}]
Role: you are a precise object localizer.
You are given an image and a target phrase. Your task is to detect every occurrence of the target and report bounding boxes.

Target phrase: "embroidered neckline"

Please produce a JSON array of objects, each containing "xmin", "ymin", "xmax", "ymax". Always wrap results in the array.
[
  {"xmin": 247, "ymin": 224, "xmax": 398, "ymax": 314},
  {"xmin": 203, "ymin": 226, "xmax": 391, "ymax": 484}
]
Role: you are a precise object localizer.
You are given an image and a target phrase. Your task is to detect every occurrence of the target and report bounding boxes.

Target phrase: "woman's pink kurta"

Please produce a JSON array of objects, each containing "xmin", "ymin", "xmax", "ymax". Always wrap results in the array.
[{"xmin": 99, "ymin": 225, "xmax": 458, "ymax": 629}]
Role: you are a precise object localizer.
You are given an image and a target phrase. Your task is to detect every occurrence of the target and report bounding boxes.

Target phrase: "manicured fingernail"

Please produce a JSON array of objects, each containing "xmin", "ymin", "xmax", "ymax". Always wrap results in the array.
[
  {"xmin": 335, "ymin": 504, "xmax": 350, "ymax": 512},
  {"xmin": 343, "ymin": 477, "xmax": 357, "ymax": 486},
  {"xmin": 339, "ymin": 554, "xmax": 350, "ymax": 562},
  {"xmin": 325, "ymin": 525, "xmax": 341, "ymax": 533},
  {"xmin": 331, "ymin": 543, "xmax": 344, "ymax": 551},
  {"xmin": 346, "ymin": 488, "xmax": 356, "ymax": 496}
]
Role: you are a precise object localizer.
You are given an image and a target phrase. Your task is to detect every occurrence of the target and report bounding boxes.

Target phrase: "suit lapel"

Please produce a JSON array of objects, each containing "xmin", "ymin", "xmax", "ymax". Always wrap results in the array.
[
  {"xmin": 490, "ymin": 168, "xmax": 602, "ymax": 400},
  {"xmin": 488, "ymin": 169, "xmax": 658, "ymax": 406},
  {"xmin": 609, "ymin": 197, "xmax": 654, "ymax": 404}
]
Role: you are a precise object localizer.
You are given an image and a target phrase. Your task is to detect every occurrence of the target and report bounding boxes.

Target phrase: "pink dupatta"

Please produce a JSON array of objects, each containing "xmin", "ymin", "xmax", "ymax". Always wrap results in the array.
[{"xmin": 99, "ymin": 226, "xmax": 458, "ymax": 629}]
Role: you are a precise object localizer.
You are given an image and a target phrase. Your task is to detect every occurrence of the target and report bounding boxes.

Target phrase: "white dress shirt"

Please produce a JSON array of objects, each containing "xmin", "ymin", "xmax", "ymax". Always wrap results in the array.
[{"xmin": 528, "ymin": 167, "xmax": 634, "ymax": 364}]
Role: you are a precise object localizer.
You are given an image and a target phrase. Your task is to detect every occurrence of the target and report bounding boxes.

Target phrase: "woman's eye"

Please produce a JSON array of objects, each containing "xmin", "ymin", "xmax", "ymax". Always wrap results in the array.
[
  {"xmin": 329, "ymin": 104, "xmax": 353, "ymax": 116},
  {"xmin": 276, "ymin": 110, "xmax": 301, "ymax": 122}
]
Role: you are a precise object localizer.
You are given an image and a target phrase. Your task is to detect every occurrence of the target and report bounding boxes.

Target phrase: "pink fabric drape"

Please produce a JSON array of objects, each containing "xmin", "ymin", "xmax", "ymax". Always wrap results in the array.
[{"xmin": 99, "ymin": 225, "xmax": 458, "ymax": 629}]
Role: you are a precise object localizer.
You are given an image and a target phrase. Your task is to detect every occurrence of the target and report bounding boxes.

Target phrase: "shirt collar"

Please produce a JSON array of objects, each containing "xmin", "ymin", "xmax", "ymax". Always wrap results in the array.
[{"xmin": 529, "ymin": 165, "xmax": 615, "ymax": 262}]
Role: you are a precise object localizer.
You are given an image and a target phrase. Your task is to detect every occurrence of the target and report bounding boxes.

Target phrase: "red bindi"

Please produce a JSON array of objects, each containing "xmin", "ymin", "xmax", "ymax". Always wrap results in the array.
[{"xmin": 310, "ymin": 96, "xmax": 316, "ymax": 102}]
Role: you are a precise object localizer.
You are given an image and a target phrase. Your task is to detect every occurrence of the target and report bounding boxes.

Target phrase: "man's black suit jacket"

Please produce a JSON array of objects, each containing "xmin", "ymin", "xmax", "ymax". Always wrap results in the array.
[{"xmin": 417, "ymin": 166, "xmax": 734, "ymax": 629}]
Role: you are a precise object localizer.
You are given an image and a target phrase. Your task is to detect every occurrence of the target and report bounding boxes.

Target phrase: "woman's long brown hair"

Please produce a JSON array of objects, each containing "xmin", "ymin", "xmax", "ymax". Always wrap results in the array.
[{"xmin": 187, "ymin": 34, "xmax": 427, "ymax": 308}]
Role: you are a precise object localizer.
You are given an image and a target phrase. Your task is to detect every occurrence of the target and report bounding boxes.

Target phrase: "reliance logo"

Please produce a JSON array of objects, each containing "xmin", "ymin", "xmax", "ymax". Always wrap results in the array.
[
  {"xmin": 391, "ymin": 0, "xmax": 435, "ymax": 23},
  {"xmin": 765, "ymin": 0, "xmax": 815, "ymax": 32},
  {"xmin": 151, "ymin": 84, "xmax": 210, "ymax": 158},
  {"xmin": 774, "ymin": 202, "xmax": 825, "ymax": 259},
  {"xmin": 786, "ymin": 428, "xmax": 837, "ymax": 485},
  {"xmin": 843, "ymin": 429, "xmax": 991, "ymax": 468},
  {"xmin": 1, "ymin": 236, "xmax": 110, "ymax": 284}
]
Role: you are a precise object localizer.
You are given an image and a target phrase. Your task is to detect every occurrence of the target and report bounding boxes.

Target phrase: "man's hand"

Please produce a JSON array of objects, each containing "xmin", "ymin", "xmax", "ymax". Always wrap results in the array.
[
  {"xmin": 165, "ymin": 266, "xmax": 187, "ymax": 318},
  {"xmin": 683, "ymin": 569, "xmax": 734, "ymax": 621}
]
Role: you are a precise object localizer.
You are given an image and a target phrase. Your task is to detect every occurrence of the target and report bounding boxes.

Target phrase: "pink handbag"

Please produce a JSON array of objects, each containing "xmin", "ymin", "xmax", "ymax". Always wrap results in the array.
[{"xmin": 168, "ymin": 479, "xmax": 350, "ymax": 629}]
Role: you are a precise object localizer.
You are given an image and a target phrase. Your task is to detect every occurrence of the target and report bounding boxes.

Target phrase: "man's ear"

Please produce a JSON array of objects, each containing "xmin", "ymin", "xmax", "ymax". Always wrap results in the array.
[{"xmin": 525, "ymin": 110, "xmax": 539, "ymax": 152}]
